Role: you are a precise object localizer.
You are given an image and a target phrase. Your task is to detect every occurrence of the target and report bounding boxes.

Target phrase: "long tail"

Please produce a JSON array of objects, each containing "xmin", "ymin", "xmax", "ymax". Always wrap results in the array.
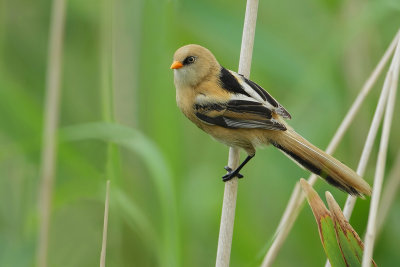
[{"xmin": 270, "ymin": 129, "xmax": 371, "ymax": 197}]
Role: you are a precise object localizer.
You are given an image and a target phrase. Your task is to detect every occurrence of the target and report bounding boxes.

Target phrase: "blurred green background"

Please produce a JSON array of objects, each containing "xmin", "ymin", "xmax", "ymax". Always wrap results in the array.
[{"xmin": 1, "ymin": 0, "xmax": 400, "ymax": 266}]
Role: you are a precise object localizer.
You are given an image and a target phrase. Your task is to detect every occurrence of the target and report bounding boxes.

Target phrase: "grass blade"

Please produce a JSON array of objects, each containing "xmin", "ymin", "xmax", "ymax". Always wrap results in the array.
[
  {"xmin": 326, "ymin": 192, "xmax": 377, "ymax": 267},
  {"xmin": 300, "ymin": 179, "xmax": 346, "ymax": 267}
]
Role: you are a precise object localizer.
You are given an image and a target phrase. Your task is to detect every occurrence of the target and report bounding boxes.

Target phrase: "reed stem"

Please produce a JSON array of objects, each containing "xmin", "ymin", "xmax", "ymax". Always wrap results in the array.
[
  {"xmin": 216, "ymin": 0, "xmax": 259, "ymax": 266},
  {"xmin": 37, "ymin": 0, "xmax": 66, "ymax": 266},
  {"xmin": 100, "ymin": 180, "xmax": 111, "ymax": 267},
  {"xmin": 261, "ymin": 30, "xmax": 400, "ymax": 267}
]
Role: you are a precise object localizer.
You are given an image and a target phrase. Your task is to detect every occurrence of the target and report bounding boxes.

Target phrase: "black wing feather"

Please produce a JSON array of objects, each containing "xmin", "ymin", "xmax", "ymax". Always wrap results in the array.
[
  {"xmin": 219, "ymin": 66, "xmax": 291, "ymax": 119},
  {"xmin": 219, "ymin": 67, "xmax": 251, "ymax": 97},
  {"xmin": 194, "ymin": 99, "xmax": 286, "ymax": 131},
  {"xmin": 243, "ymin": 77, "xmax": 278, "ymax": 107},
  {"xmin": 226, "ymin": 100, "xmax": 272, "ymax": 118}
]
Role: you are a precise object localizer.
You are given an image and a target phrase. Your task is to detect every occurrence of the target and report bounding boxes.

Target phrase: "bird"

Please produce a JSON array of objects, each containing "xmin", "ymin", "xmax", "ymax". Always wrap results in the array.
[{"xmin": 170, "ymin": 44, "xmax": 371, "ymax": 197}]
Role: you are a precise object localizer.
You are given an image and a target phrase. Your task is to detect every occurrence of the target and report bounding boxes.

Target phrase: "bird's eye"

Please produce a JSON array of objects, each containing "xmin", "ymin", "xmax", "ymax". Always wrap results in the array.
[{"xmin": 183, "ymin": 56, "xmax": 196, "ymax": 65}]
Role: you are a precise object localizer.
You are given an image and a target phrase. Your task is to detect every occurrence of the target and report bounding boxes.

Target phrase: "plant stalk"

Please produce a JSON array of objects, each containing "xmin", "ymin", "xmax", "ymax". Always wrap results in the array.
[
  {"xmin": 261, "ymin": 29, "xmax": 400, "ymax": 267},
  {"xmin": 216, "ymin": 0, "xmax": 259, "ymax": 266},
  {"xmin": 37, "ymin": 0, "xmax": 66, "ymax": 266},
  {"xmin": 362, "ymin": 34, "xmax": 400, "ymax": 267}
]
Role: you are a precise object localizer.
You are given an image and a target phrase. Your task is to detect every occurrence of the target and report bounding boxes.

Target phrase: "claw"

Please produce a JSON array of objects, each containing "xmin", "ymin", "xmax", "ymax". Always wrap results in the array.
[{"xmin": 222, "ymin": 166, "xmax": 244, "ymax": 181}]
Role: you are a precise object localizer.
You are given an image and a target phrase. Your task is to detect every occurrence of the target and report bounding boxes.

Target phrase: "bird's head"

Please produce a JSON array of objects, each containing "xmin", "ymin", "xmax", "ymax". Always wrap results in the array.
[{"xmin": 171, "ymin": 44, "xmax": 219, "ymax": 87}]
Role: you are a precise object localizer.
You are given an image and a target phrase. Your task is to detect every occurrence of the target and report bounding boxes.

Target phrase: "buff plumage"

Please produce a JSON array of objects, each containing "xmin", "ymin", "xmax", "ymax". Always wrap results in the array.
[{"xmin": 171, "ymin": 44, "xmax": 371, "ymax": 197}]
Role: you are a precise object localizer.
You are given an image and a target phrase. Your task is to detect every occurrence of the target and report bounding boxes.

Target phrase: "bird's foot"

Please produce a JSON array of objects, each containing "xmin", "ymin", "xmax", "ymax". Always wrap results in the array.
[{"xmin": 222, "ymin": 166, "xmax": 244, "ymax": 182}]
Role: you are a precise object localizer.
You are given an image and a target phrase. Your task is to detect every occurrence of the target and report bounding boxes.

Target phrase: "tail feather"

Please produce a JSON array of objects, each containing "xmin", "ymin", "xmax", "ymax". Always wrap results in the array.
[{"xmin": 271, "ymin": 130, "xmax": 371, "ymax": 197}]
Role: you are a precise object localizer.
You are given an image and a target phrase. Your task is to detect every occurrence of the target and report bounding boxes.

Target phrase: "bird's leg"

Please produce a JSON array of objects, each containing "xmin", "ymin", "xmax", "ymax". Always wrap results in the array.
[{"xmin": 222, "ymin": 155, "xmax": 254, "ymax": 182}]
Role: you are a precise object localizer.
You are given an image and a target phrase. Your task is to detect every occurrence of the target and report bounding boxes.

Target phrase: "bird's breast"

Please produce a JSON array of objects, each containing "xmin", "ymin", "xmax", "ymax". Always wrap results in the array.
[{"xmin": 175, "ymin": 85, "xmax": 196, "ymax": 118}]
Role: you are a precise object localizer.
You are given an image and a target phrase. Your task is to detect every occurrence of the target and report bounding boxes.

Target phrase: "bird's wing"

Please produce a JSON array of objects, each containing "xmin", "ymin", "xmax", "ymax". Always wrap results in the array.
[
  {"xmin": 194, "ymin": 98, "xmax": 286, "ymax": 131},
  {"xmin": 219, "ymin": 67, "xmax": 291, "ymax": 119}
]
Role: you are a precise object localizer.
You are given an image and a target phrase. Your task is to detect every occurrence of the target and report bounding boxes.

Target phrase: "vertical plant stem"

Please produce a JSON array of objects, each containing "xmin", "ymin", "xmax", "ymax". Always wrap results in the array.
[
  {"xmin": 261, "ymin": 30, "xmax": 400, "ymax": 267},
  {"xmin": 100, "ymin": 180, "xmax": 111, "ymax": 267},
  {"xmin": 216, "ymin": 0, "xmax": 259, "ymax": 266},
  {"xmin": 237, "ymin": 0, "xmax": 259, "ymax": 79},
  {"xmin": 100, "ymin": 0, "xmax": 120, "ymax": 183},
  {"xmin": 37, "ymin": 0, "xmax": 66, "ymax": 266},
  {"xmin": 362, "ymin": 36, "xmax": 400, "ymax": 267},
  {"xmin": 216, "ymin": 152, "xmax": 239, "ymax": 266},
  {"xmin": 99, "ymin": 2, "xmax": 118, "ymax": 265},
  {"xmin": 101, "ymin": 0, "xmax": 113, "ymax": 123}
]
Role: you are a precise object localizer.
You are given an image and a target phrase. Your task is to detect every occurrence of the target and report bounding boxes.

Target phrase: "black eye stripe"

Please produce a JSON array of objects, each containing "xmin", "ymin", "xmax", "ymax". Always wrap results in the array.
[{"xmin": 183, "ymin": 56, "xmax": 196, "ymax": 65}]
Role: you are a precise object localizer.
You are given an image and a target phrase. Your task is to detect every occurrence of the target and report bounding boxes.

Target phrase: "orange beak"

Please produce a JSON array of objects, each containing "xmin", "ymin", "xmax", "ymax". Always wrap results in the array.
[{"xmin": 170, "ymin": 61, "xmax": 183, "ymax": 69}]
